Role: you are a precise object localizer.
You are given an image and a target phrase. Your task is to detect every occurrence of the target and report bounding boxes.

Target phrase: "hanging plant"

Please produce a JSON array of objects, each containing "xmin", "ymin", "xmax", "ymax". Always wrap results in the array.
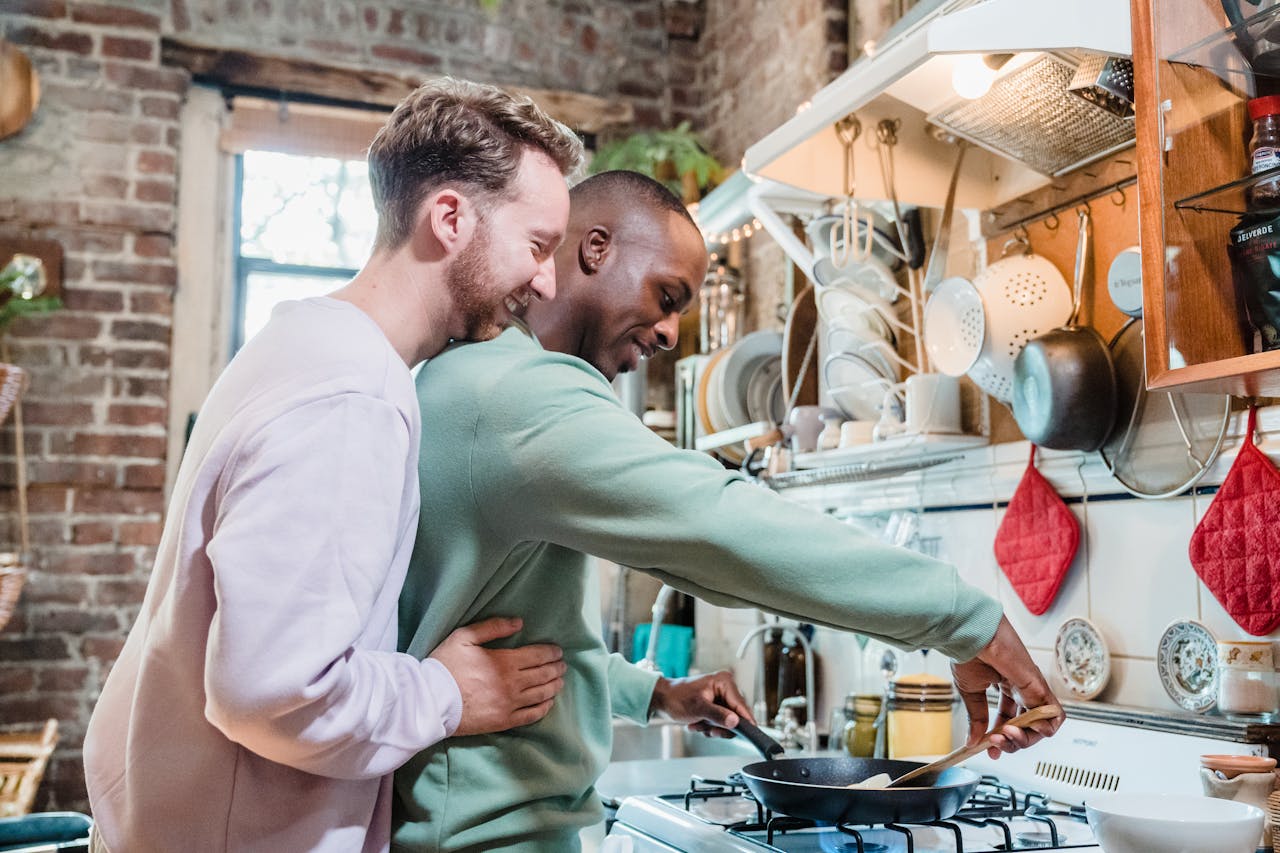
[
  {"xmin": 589, "ymin": 121, "xmax": 725, "ymax": 203},
  {"xmin": 0, "ymin": 254, "xmax": 61, "ymax": 334}
]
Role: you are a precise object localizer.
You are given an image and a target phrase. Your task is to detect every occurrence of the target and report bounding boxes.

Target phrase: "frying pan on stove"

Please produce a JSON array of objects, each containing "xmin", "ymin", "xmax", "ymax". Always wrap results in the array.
[{"xmin": 732, "ymin": 721, "xmax": 981, "ymax": 825}]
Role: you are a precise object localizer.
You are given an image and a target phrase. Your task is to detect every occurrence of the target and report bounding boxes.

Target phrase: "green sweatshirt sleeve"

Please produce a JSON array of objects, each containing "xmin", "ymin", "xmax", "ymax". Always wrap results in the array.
[
  {"xmin": 606, "ymin": 653, "xmax": 660, "ymax": 723},
  {"xmin": 468, "ymin": 352, "xmax": 1002, "ymax": 662}
]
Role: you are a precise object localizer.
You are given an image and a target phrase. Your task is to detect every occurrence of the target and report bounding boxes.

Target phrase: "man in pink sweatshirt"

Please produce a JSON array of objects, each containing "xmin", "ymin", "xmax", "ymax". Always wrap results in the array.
[{"xmin": 83, "ymin": 78, "xmax": 584, "ymax": 853}]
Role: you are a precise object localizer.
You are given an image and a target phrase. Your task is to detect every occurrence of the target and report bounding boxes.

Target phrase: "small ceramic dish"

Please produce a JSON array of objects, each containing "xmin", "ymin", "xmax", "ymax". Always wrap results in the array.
[
  {"xmin": 1053, "ymin": 617, "xmax": 1110, "ymax": 700},
  {"xmin": 1199, "ymin": 754, "xmax": 1276, "ymax": 779},
  {"xmin": 1157, "ymin": 619, "xmax": 1218, "ymax": 713}
]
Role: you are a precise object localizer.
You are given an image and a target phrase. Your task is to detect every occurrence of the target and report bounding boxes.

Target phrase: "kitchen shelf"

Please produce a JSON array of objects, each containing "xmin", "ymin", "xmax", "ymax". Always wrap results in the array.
[
  {"xmin": 1173, "ymin": 164, "xmax": 1280, "ymax": 215},
  {"xmin": 792, "ymin": 433, "xmax": 988, "ymax": 470}
]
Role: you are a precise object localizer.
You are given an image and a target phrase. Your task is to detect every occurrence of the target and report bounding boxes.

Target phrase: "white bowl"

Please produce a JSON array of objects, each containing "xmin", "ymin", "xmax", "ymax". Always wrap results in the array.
[{"xmin": 1085, "ymin": 792, "xmax": 1263, "ymax": 853}]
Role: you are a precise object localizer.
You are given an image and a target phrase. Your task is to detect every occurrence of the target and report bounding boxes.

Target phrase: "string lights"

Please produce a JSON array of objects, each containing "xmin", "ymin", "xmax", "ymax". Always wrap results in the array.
[{"xmin": 701, "ymin": 218, "xmax": 762, "ymax": 247}]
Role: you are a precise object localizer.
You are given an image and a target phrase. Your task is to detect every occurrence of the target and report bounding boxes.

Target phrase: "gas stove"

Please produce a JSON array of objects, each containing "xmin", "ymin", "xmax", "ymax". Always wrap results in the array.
[{"xmin": 605, "ymin": 709, "xmax": 1273, "ymax": 852}]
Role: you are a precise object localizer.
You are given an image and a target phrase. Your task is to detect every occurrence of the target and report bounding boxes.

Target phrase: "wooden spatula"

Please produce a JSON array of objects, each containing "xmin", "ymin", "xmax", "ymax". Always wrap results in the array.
[{"xmin": 848, "ymin": 705, "xmax": 1062, "ymax": 789}]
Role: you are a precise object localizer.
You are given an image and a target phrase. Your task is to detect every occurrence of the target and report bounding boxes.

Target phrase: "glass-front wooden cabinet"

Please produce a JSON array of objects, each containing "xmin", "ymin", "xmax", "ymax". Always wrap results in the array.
[{"xmin": 1135, "ymin": 0, "xmax": 1280, "ymax": 395}]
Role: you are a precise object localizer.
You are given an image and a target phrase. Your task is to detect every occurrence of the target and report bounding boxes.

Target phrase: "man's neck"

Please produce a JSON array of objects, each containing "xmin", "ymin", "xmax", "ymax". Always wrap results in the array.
[{"xmin": 331, "ymin": 250, "xmax": 454, "ymax": 367}]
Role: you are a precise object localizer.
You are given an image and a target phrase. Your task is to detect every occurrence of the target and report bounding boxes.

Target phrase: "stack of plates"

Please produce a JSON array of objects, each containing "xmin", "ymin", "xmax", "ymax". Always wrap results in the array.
[
  {"xmin": 815, "ymin": 259, "xmax": 902, "ymax": 421},
  {"xmin": 695, "ymin": 331, "xmax": 785, "ymax": 462}
]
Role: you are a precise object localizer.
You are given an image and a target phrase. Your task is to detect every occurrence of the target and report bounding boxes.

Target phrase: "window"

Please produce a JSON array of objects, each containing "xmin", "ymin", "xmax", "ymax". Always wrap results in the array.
[{"xmin": 233, "ymin": 148, "xmax": 377, "ymax": 348}]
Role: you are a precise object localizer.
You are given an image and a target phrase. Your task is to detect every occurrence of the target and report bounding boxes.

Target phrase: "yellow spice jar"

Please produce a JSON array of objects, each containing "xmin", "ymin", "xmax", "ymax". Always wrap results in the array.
[{"xmin": 887, "ymin": 672, "xmax": 954, "ymax": 759}]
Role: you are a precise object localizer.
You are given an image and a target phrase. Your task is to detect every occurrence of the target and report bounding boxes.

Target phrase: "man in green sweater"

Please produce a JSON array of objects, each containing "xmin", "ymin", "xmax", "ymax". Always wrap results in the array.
[{"xmin": 394, "ymin": 171, "xmax": 1062, "ymax": 851}]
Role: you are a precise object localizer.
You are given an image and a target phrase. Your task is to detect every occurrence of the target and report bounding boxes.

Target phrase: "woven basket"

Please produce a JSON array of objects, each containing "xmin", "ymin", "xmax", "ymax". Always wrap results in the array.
[{"xmin": 0, "ymin": 719, "xmax": 57, "ymax": 818}]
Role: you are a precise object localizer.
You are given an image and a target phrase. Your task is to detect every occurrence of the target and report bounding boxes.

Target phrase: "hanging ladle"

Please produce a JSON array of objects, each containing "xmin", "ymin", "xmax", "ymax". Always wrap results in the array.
[
  {"xmin": 830, "ymin": 114, "xmax": 874, "ymax": 269},
  {"xmin": 848, "ymin": 705, "xmax": 1061, "ymax": 789}
]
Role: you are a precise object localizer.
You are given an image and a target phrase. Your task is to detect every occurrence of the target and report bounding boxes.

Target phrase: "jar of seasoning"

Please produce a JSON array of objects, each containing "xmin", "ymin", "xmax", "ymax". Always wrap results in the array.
[
  {"xmin": 698, "ymin": 265, "xmax": 745, "ymax": 354},
  {"xmin": 1248, "ymin": 95, "xmax": 1280, "ymax": 210},
  {"xmin": 842, "ymin": 694, "xmax": 882, "ymax": 758},
  {"xmin": 1217, "ymin": 640, "xmax": 1278, "ymax": 720},
  {"xmin": 887, "ymin": 673, "xmax": 954, "ymax": 759}
]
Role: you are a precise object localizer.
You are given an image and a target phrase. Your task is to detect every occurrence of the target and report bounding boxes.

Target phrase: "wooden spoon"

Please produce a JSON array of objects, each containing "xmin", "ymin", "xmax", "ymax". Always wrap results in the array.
[{"xmin": 847, "ymin": 705, "xmax": 1062, "ymax": 789}]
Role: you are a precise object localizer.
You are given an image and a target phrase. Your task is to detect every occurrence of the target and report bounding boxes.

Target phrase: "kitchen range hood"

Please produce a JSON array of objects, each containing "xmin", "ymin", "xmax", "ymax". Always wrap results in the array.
[{"xmin": 742, "ymin": 0, "xmax": 1134, "ymax": 212}]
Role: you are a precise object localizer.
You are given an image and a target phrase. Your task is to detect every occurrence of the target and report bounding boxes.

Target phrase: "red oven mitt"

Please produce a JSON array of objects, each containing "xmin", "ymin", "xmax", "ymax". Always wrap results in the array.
[
  {"xmin": 1190, "ymin": 406, "xmax": 1280, "ymax": 636},
  {"xmin": 994, "ymin": 445, "xmax": 1081, "ymax": 615}
]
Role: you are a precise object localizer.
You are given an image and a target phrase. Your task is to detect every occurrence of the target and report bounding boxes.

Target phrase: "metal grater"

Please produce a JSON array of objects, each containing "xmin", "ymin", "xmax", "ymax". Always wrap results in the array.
[
  {"xmin": 1067, "ymin": 55, "xmax": 1135, "ymax": 119},
  {"xmin": 928, "ymin": 53, "xmax": 1136, "ymax": 177}
]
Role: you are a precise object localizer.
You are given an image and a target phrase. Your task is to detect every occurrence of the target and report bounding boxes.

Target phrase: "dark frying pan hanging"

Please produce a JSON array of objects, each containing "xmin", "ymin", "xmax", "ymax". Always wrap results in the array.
[
  {"xmin": 1011, "ymin": 208, "xmax": 1117, "ymax": 451},
  {"xmin": 1099, "ymin": 319, "xmax": 1232, "ymax": 498},
  {"xmin": 732, "ymin": 721, "xmax": 981, "ymax": 825}
]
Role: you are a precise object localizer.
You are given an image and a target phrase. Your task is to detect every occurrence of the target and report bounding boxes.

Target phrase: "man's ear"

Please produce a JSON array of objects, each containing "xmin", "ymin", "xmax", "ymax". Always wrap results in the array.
[
  {"xmin": 578, "ymin": 225, "xmax": 611, "ymax": 275},
  {"xmin": 421, "ymin": 188, "xmax": 476, "ymax": 256}
]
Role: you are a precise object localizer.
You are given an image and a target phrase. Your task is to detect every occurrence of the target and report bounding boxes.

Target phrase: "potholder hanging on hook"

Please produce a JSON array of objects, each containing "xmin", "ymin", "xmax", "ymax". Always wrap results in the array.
[
  {"xmin": 1190, "ymin": 406, "xmax": 1280, "ymax": 636},
  {"xmin": 994, "ymin": 446, "xmax": 1081, "ymax": 615}
]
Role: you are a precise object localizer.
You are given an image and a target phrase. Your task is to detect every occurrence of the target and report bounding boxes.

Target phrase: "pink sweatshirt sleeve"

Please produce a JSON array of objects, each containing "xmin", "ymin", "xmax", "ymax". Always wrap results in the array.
[{"xmin": 201, "ymin": 394, "xmax": 460, "ymax": 780}]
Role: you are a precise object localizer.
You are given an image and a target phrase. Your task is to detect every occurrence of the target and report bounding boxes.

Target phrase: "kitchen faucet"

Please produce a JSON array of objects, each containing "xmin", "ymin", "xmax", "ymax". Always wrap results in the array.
[
  {"xmin": 636, "ymin": 584, "xmax": 677, "ymax": 672},
  {"xmin": 736, "ymin": 622, "xmax": 818, "ymax": 752}
]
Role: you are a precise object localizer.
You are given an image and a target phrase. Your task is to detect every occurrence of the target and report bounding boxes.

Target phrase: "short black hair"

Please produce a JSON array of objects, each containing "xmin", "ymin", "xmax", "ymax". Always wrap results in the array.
[{"xmin": 570, "ymin": 169, "xmax": 698, "ymax": 229}]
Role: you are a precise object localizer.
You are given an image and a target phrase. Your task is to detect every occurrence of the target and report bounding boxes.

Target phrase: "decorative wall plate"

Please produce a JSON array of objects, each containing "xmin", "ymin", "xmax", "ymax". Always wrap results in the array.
[
  {"xmin": 1053, "ymin": 617, "xmax": 1110, "ymax": 700},
  {"xmin": 1156, "ymin": 619, "xmax": 1218, "ymax": 713}
]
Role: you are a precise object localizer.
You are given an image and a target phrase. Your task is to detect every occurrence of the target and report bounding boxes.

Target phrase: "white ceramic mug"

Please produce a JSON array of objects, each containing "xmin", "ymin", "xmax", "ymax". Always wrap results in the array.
[
  {"xmin": 788, "ymin": 405, "xmax": 825, "ymax": 453},
  {"xmin": 904, "ymin": 373, "xmax": 961, "ymax": 435},
  {"xmin": 839, "ymin": 420, "xmax": 875, "ymax": 448}
]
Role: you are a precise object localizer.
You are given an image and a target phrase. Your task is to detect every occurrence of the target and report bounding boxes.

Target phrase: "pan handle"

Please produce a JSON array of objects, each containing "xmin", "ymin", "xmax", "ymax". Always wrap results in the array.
[{"xmin": 733, "ymin": 720, "xmax": 785, "ymax": 759}]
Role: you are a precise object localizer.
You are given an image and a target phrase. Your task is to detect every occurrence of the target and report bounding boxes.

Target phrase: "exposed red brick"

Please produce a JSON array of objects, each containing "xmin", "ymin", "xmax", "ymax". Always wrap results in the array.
[
  {"xmin": 93, "ymin": 260, "xmax": 176, "ymax": 287},
  {"xmin": 0, "ymin": 695, "xmax": 83, "ymax": 721},
  {"xmin": 9, "ymin": 314, "xmax": 101, "ymax": 341},
  {"xmin": 370, "ymin": 44, "xmax": 440, "ymax": 67},
  {"xmin": 20, "ymin": 576, "xmax": 92, "ymax": 607},
  {"xmin": 21, "ymin": 402, "xmax": 94, "ymax": 428},
  {"xmin": 131, "ymin": 234, "xmax": 172, "ymax": 259},
  {"xmin": 0, "ymin": 666, "xmax": 36, "ymax": 694},
  {"xmin": 70, "ymin": 2, "xmax": 161, "ymax": 29},
  {"xmin": 72, "ymin": 521, "xmax": 113, "ymax": 544},
  {"xmin": 26, "ymin": 486, "xmax": 70, "ymax": 514},
  {"xmin": 30, "ymin": 459, "xmax": 118, "ymax": 486},
  {"xmin": 110, "ymin": 319, "xmax": 170, "ymax": 342},
  {"xmin": 73, "ymin": 487, "xmax": 163, "ymax": 515},
  {"xmin": 123, "ymin": 463, "xmax": 164, "ymax": 489},
  {"xmin": 40, "ymin": 82, "xmax": 133, "ymax": 114},
  {"xmin": 112, "ymin": 376, "xmax": 168, "ymax": 401},
  {"xmin": 134, "ymin": 179, "xmax": 175, "ymax": 204},
  {"xmin": 8, "ymin": 200, "xmax": 80, "ymax": 229},
  {"xmin": 6, "ymin": 25, "xmax": 93, "ymax": 54},
  {"xmin": 81, "ymin": 173, "xmax": 129, "ymax": 199},
  {"xmin": 35, "ymin": 664, "xmax": 91, "ymax": 692},
  {"xmin": 130, "ymin": 122, "xmax": 162, "ymax": 146},
  {"xmin": 169, "ymin": 0, "xmax": 189, "ymax": 30},
  {"xmin": 135, "ymin": 150, "xmax": 176, "ymax": 175},
  {"xmin": 80, "ymin": 634, "xmax": 125, "ymax": 663},
  {"xmin": 106, "ymin": 403, "xmax": 165, "ymax": 426},
  {"xmin": 32, "ymin": 606, "xmax": 120, "ymax": 633},
  {"xmin": 100, "ymin": 34, "xmax": 154, "ymax": 61},
  {"xmin": 116, "ymin": 519, "xmax": 161, "ymax": 547},
  {"xmin": 102, "ymin": 61, "xmax": 187, "ymax": 95},
  {"xmin": 306, "ymin": 38, "xmax": 358, "ymax": 56},
  {"xmin": 0, "ymin": 635, "xmax": 73, "ymax": 662},
  {"xmin": 60, "ymin": 287, "xmax": 124, "ymax": 313},
  {"xmin": 79, "ymin": 202, "xmax": 174, "ymax": 233},
  {"xmin": 0, "ymin": 0, "xmax": 69, "ymax": 18},
  {"xmin": 108, "ymin": 348, "xmax": 169, "ymax": 370},
  {"xmin": 44, "ymin": 551, "xmax": 136, "ymax": 576},
  {"xmin": 139, "ymin": 95, "xmax": 179, "ymax": 121},
  {"xmin": 56, "ymin": 230, "xmax": 124, "ymax": 253},
  {"xmin": 95, "ymin": 575, "xmax": 150, "ymax": 604},
  {"xmin": 57, "ymin": 432, "xmax": 164, "ymax": 458}
]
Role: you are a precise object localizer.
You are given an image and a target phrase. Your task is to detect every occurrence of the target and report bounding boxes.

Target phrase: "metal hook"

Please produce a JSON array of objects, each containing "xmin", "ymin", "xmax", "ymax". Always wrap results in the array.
[
  {"xmin": 875, "ymin": 118, "xmax": 901, "ymax": 147},
  {"xmin": 1043, "ymin": 211, "xmax": 1060, "ymax": 231},
  {"xmin": 1111, "ymin": 186, "xmax": 1127, "ymax": 207},
  {"xmin": 1078, "ymin": 199, "xmax": 1092, "ymax": 215},
  {"xmin": 1014, "ymin": 224, "xmax": 1031, "ymax": 245}
]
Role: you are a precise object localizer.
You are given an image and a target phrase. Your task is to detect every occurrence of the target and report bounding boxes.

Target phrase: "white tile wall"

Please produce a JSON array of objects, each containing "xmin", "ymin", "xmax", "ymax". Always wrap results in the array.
[{"xmin": 688, "ymin": 486, "xmax": 1280, "ymax": 730}]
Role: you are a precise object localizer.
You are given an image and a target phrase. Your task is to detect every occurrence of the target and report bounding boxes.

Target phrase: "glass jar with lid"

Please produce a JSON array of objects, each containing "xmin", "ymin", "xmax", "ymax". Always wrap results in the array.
[
  {"xmin": 1217, "ymin": 640, "xmax": 1277, "ymax": 721},
  {"xmin": 698, "ymin": 265, "xmax": 745, "ymax": 354},
  {"xmin": 887, "ymin": 673, "xmax": 955, "ymax": 759}
]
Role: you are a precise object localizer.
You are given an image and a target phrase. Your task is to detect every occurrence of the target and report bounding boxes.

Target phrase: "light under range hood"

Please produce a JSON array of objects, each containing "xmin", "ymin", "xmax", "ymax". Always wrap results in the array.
[{"xmin": 742, "ymin": 0, "xmax": 1134, "ymax": 213}]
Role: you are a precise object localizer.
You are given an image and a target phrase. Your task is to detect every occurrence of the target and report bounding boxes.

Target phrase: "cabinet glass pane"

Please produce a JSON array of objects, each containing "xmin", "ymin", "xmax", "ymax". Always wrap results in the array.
[{"xmin": 1153, "ymin": 0, "xmax": 1263, "ymax": 371}]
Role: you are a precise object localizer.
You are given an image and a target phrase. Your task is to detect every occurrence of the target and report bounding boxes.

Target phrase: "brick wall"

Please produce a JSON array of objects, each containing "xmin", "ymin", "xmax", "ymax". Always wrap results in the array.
[
  {"xmin": 686, "ymin": 0, "xmax": 849, "ymax": 333},
  {"xmin": 0, "ymin": 0, "xmax": 848, "ymax": 816}
]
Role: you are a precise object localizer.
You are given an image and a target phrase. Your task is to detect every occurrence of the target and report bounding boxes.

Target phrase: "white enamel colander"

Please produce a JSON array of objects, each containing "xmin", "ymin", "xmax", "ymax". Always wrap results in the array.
[{"xmin": 966, "ymin": 245, "xmax": 1073, "ymax": 403}]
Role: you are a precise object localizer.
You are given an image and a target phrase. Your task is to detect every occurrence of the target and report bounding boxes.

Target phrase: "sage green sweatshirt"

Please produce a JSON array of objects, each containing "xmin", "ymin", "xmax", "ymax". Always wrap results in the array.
[{"xmin": 393, "ymin": 328, "xmax": 1003, "ymax": 852}]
